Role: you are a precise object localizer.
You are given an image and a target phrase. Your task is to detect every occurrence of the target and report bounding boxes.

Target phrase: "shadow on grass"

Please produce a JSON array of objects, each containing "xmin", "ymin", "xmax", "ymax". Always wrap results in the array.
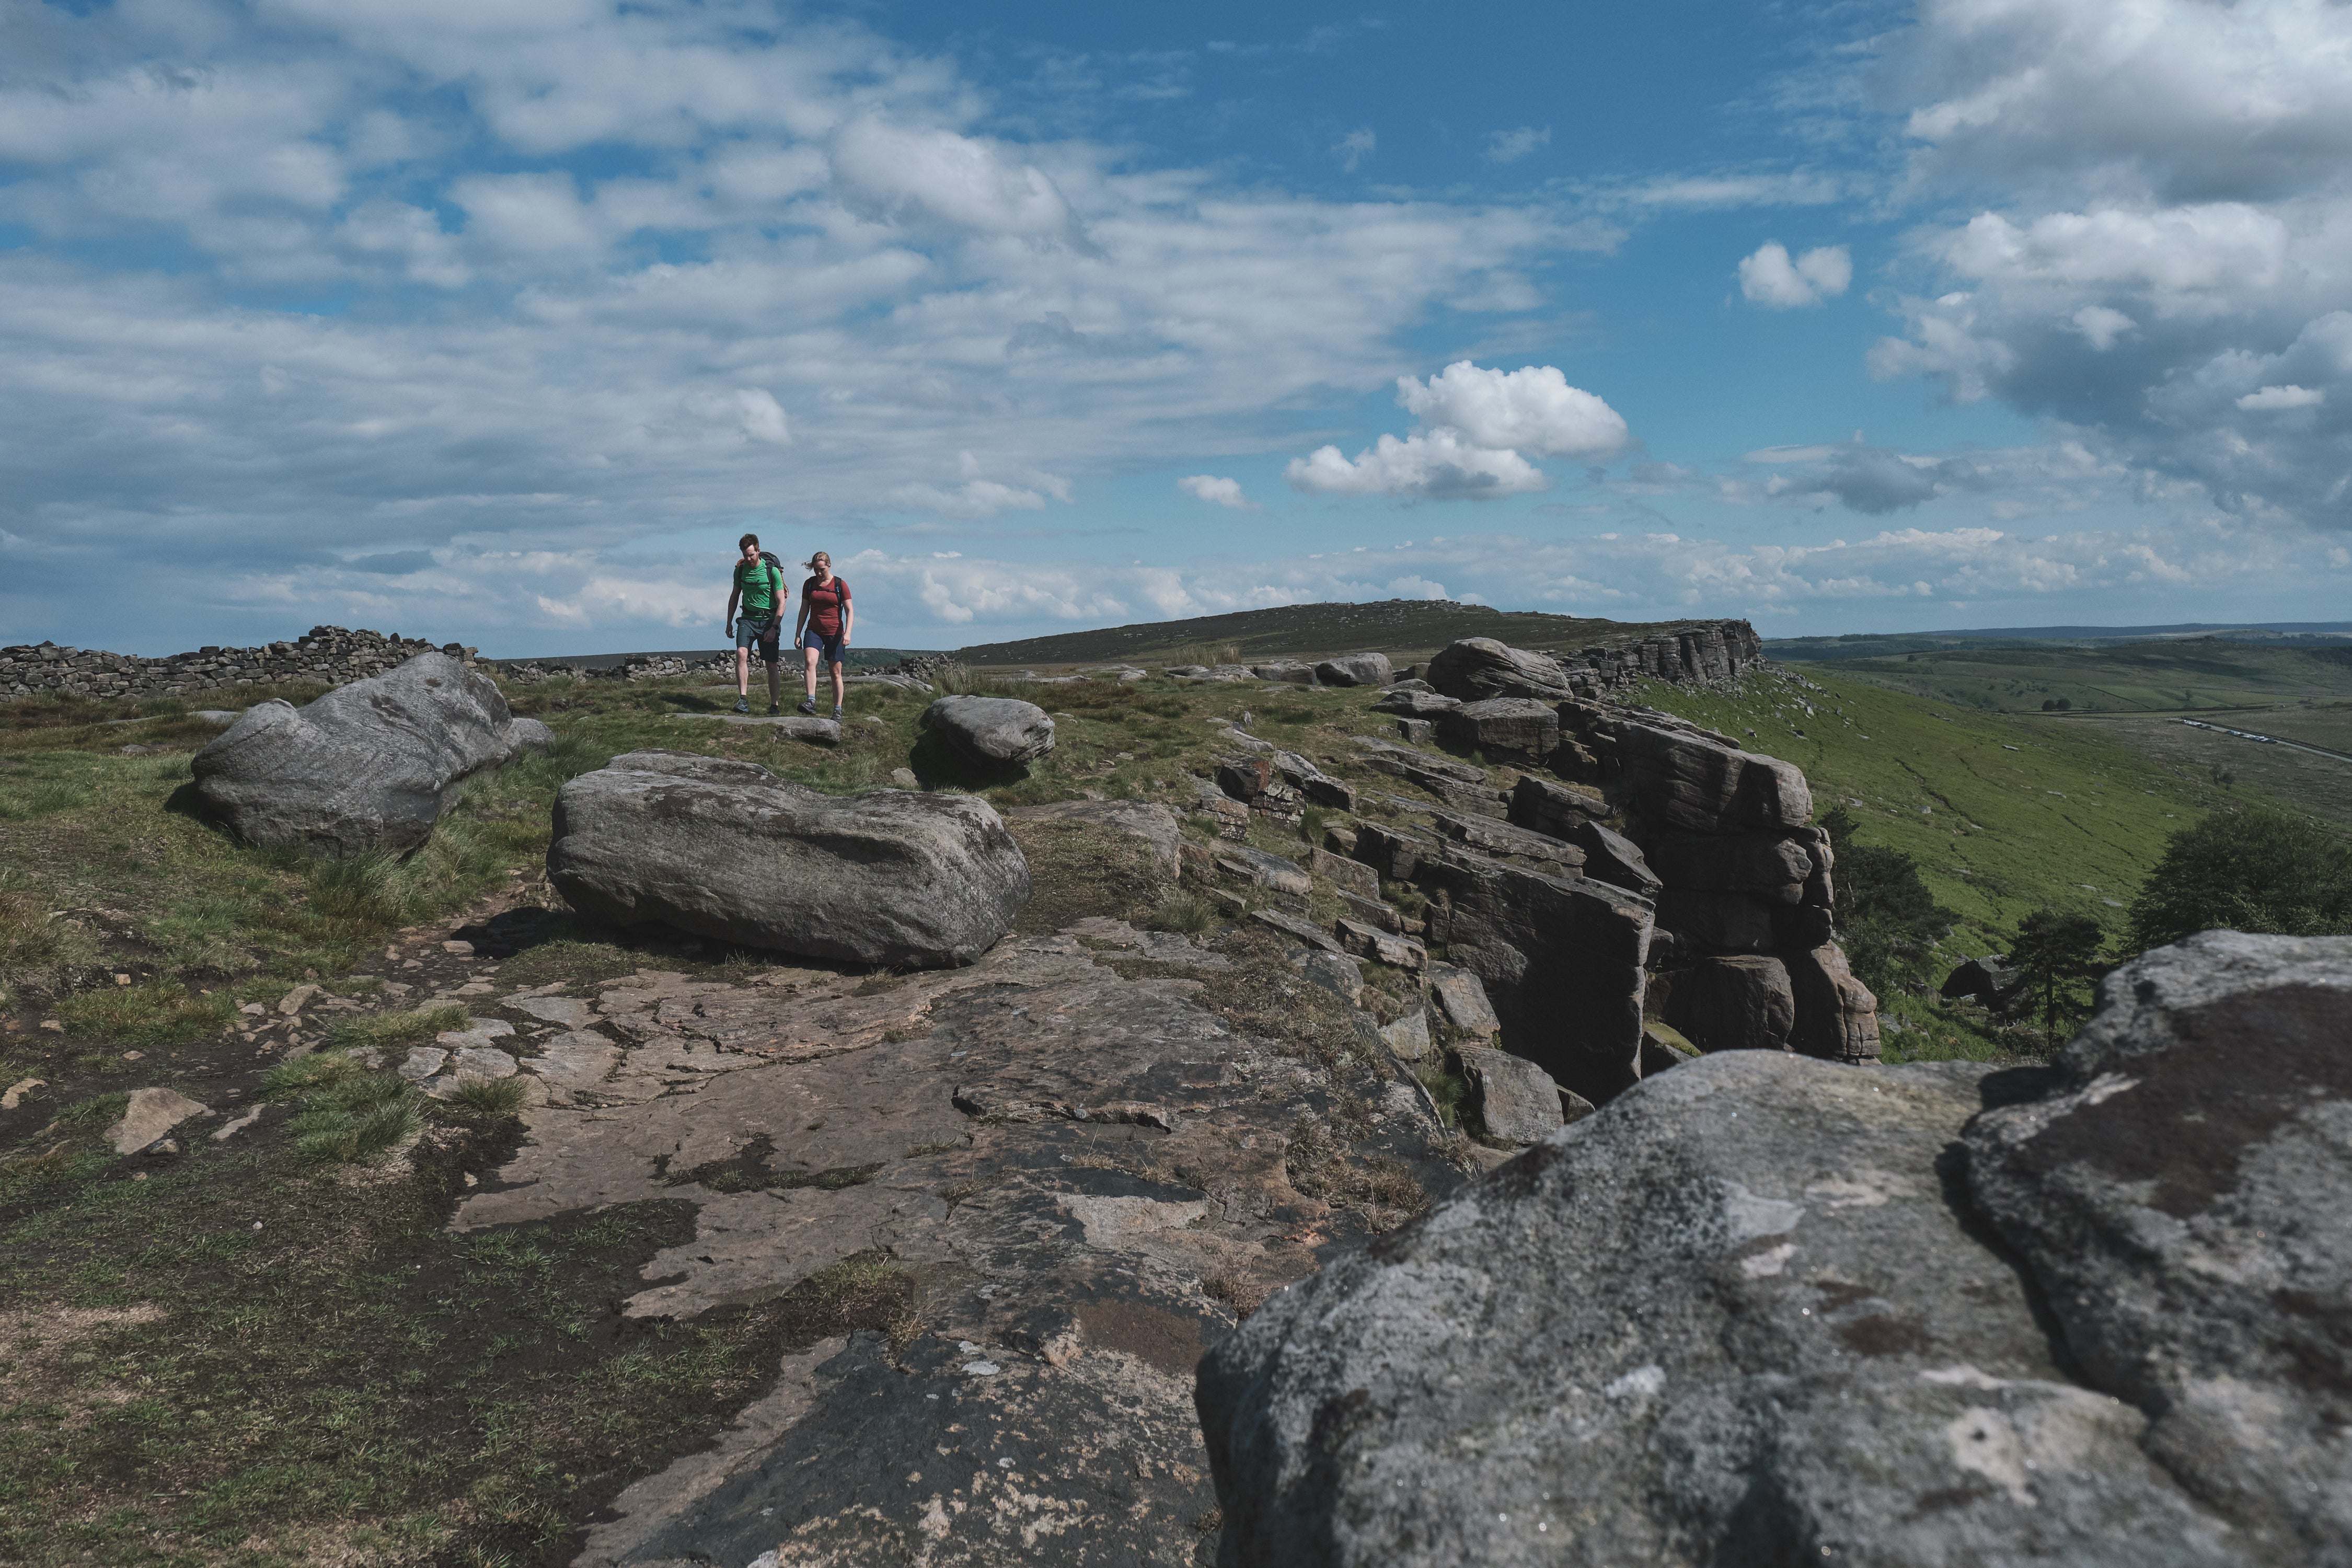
[{"xmin": 906, "ymin": 729, "xmax": 1032, "ymax": 791}]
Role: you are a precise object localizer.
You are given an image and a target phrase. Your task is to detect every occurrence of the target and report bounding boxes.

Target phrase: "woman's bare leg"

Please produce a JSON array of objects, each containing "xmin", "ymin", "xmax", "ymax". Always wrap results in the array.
[
  {"xmin": 829, "ymin": 659, "xmax": 846, "ymax": 711},
  {"xmin": 803, "ymin": 643, "xmax": 821, "ymax": 702}
]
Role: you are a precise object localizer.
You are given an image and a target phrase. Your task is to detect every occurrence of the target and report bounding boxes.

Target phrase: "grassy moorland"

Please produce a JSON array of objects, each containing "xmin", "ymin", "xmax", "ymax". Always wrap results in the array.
[
  {"xmin": 4, "ymin": 643, "xmax": 2334, "ymax": 1563},
  {"xmin": 1806, "ymin": 638, "xmax": 2352, "ymax": 714}
]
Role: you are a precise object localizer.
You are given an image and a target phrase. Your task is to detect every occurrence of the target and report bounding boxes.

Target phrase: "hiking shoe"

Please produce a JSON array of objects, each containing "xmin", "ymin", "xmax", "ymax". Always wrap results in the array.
[
  {"xmin": 798, "ymin": 698, "xmax": 817, "ymax": 716},
  {"xmin": 832, "ymin": 705, "xmax": 844, "ymax": 721},
  {"xmin": 767, "ymin": 703, "xmax": 782, "ymax": 717},
  {"xmin": 732, "ymin": 697, "xmax": 750, "ymax": 714}
]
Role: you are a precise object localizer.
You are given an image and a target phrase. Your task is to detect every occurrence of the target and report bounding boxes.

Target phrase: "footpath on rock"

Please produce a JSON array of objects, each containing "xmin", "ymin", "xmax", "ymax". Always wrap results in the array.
[{"xmin": 2, "ymin": 624, "xmax": 2338, "ymax": 1568}]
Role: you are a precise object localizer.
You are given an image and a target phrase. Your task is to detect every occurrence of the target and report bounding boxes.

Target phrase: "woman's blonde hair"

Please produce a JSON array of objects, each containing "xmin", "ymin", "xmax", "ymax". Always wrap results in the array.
[{"xmin": 804, "ymin": 550, "xmax": 832, "ymax": 572}]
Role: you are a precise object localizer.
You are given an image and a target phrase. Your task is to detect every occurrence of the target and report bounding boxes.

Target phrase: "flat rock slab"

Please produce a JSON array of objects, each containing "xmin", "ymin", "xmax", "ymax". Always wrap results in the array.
[
  {"xmin": 451, "ymin": 934, "xmax": 1456, "ymax": 1568},
  {"xmin": 509, "ymin": 995, "xmax": 595, "ymax": 1030},
  {"xmin": 673, "ymin": 713, "xmax": 840, "ymax": 743},
  {"xmin": 1004, "ymin": 799, "xmax": 1183, "ymax": 879},
  {"xmin": 107, "ymin": 1088, "xmax": 209, "ymax": 1154}
]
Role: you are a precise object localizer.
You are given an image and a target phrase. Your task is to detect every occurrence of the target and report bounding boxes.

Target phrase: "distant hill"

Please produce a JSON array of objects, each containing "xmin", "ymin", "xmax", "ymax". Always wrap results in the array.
[
  {"xmin": 1767, "ymin": 620, "xmax": 2352, "ymax": 661},
  {"xmin": 950, "ymin": 600, "xmax": 1730, "ymax": 667}
]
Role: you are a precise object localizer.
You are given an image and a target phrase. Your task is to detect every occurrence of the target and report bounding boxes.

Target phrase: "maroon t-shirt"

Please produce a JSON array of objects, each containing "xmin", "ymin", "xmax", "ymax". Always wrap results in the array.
[{"xmin": 803, "ymin": 574, "xmax": 850, "ymax": 636}]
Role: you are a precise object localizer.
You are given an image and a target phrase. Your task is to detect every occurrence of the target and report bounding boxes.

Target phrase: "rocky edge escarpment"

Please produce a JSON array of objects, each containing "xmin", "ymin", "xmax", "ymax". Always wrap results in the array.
[{"xmin": 1199, "ymin": 930, "xmax": 2352, "ymax": 1567}]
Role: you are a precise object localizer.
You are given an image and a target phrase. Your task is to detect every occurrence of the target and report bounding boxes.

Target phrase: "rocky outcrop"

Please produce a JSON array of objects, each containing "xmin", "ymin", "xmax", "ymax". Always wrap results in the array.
[
  {"xmin": 547, "ymin": 751, "xmax": 1031, "ymax": 967},
  {"xmin": 191, "ymin": 652, "xmax": 549, "ymax": 856},
  {"xmin": 1549, "ymin": 701, "xmax": 1873, "ymax": 1062},
  {"xmin": 1, "ymin": 624, "xmax": 464, "ymax": 699},
  {"xmin": 919, "ymin": 696, "xmax": 1056, "ymax": 766},
  {"xmin": 1002, "ymin": 799, "xmax": 1182, "ymax": 880},
  {"xmin": 1435, "ymin": 697, "xmax": 1559, "ymax": 764},
  {"xmin": 1419, "ymin": 620, "xmax": 1765, "ymax": 706},
  {"xmin": 1313, "ymin": 652, "xmax": 1393, "ymax": 687},
  {"xmin": 1197, "ymin": 931, "xmax": 2350, "ymax": 1567}
]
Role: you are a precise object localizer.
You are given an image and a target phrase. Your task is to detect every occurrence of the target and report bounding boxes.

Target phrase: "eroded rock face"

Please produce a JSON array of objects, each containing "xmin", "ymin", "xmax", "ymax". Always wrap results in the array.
[
  {"xmin": 547, "ymin": 751, "xmax": 1031, "ymax": 968},
  {"xmin": 1425, "ymin": 637, "xmax": 1576, "ymax": 702},
  {"xmin": 920, "ymin": 695, "xmax": 1056, "ymax": 765},
  {"xmin": 1436, "ymin": 697, "xmax": 1559, "ymax": 765},
  {"xmin": 1963, "ymin": 931, "xmax": 2352, "ymax": 1562},
  {"xmin": 191, "ymin": 651, "xmax": 547, "ymax": 855},
  {"xmin": 1658, "ymin": 953, "xmax": 1795, "ymax": 1053},
  {"xmin": 1198, "ymin": 931, "xmax": 2349, "ymax": 1567}
]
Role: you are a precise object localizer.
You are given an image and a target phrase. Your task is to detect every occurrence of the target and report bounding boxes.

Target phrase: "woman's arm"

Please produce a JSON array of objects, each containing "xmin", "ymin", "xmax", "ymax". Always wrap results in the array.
[{"xmin": 840, "ymin": 594, "xmax": 852, "ymax": 647}]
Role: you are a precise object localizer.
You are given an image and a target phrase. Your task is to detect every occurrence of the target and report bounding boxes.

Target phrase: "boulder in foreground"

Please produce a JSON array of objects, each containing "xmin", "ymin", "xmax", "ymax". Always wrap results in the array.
[
  {"xmin": 920, "ymin": 695, "xmax": 1055, "ymax": 765},
  {"xmin": 1313, "ymin": 652, "xmax": 1393, "ymax": 687},
  {"xmin": 1198, "ymin": 931, "xmax": 2350, "ymax": 1567},
  {"xmin": 191, "ymin": 652, "xmax": 548, "ymax": 856},
  {"xmin": 547, "ymin": 751, "xmax": 1030, "ymax": 967}
]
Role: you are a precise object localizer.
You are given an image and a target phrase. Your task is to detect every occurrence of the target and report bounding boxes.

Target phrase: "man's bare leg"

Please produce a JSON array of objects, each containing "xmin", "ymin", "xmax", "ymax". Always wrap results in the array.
[
  {"xmin": 766, "ymin": 650, "xmax": 783, "ymax": 710},
  {"xmin": 735, "ymin": 646, "xmax": 751, "ymax": 700}
]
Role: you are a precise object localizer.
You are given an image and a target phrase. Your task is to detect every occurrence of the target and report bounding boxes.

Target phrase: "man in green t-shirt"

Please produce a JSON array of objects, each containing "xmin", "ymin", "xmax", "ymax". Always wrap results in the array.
[{"xmin": 725, "ymin": 533, "xmax": 788, "ymax": 714}]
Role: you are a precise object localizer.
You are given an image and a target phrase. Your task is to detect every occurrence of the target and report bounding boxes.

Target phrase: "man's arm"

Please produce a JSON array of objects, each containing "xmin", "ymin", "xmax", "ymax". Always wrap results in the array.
[
  {"xmin": 724, "ymin": 581, "xmax": 741, "ymax": 629},
  {"xmin": 793, "ymin": 580, "xmax": 810, "ymax": 638}
]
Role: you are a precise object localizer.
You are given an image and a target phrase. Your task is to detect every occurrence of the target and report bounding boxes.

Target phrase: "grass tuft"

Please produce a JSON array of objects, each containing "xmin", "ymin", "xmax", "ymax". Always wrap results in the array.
[
  {"xmin": 322, "ymin": 1003, "xmax": 470, "ymax": 1052},
  {"xmin": 448, "ymin": 1076, "xmax": 529, "ymax": 1116},
  {"xmin": 284, "ymin": 1069, "xmax": 421, "ymax": 1165}
]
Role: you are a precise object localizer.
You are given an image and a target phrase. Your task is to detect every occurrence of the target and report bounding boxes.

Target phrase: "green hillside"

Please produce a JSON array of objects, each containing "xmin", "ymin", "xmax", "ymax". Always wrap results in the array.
[
  {"xmin": 951, "ymin": 599, "xmax": 1719, "ymax": 667},
  {"xmin": 1810, "ymin": 640, "xmax": 2352, "ymax": 713}
]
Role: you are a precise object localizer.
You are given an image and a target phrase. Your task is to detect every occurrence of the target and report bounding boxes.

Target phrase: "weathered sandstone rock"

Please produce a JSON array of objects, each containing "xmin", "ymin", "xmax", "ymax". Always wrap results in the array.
[
  {"xmin": 1458, "ymin": 1046, "xmax": 1565, "ymax": 1146},
  {"xmin": 1369, "ymin": 688, "xmax": 1460, "ymax": 719},
  {"xmin": 1251, "ymin": 661, "xmax": 1318, "ymax": 685},
  {"xmin": 547, "ymin": 751, "xmax": 1030, "ymax": 968},
  {"xmin": 191, "ymin": 652, "xmax": 547, "ymax": 855},
  {"xmin": 1436, "ymin": 697, "xmax": 1559, "ymax": 764},
  {"xmin": 1784, "ymin": 943, "xmax": 1882, "ymax": 1062},
  {"xmin": 1557, "ymin": 702, "xmax": 1812, "ymax": 833},
  {"xmin": 107, "ymin": 1088, "xmax": 209, "ymax": 1154},
  {"xmin": 1425, "ymin": 637, "xmax": 1575, "ymax": 702},
  {"xmin": 1313, "ymin": 652, "xmax": 1393, "ymax": 687},
  {"xmin": 1201, "ymin": 935, "xmax": 2349, "ymax": 1567},
  {"xmin": 919, "ymin": 695, "xmax": 1055, "ymax": 765},
  {"xmin": 1658, "ymin": 953, "xmax": 1795, "ymax": 1053}
]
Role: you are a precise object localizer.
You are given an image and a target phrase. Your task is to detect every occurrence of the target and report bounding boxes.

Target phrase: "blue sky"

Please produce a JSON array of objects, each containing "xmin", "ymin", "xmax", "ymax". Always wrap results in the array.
[{"xmin": 3, "ymin": 0, "xmax": 2349, "ymax": 656}]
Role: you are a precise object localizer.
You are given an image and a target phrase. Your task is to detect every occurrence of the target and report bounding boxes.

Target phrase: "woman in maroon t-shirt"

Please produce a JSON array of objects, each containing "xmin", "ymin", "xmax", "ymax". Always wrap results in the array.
[{"xmin": 793, "ymin": 550, "xmax": 853, "ymax": 718}]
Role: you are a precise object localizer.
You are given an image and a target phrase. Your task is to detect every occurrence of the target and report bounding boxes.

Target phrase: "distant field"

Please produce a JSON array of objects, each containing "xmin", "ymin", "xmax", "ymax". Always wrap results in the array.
[
  {"xmin": 2086, "ymin": 711, "xmax": 2352, "ymax": 831},
  {"xmin": 1767, "ymin": 621, "xmax": 2352, "ymax": 661},
  {"xmin": 951, "ymin": 599, "xmax": 1714, "ymax": 667},
  {"xmin": 1796, "ymin": 641, "xmax": 2352, "ymax": 714}
]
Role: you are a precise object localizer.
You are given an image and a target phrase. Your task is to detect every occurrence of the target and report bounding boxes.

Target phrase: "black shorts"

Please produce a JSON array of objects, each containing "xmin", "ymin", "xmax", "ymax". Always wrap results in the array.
[{"xmin": 735, "ymin": 615, "xmax": 780, "ymax": 653}]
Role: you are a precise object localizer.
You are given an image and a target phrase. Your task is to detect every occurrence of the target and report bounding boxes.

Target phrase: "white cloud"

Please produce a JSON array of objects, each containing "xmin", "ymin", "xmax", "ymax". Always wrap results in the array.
[
  {"xmin": 2070, "ymin": 305, "xmax": 2136, "ymax": 351},
  {"xmin": 1178, "ymin": 475, "xmax": 1254, "ymax": 509},
  {"xmin": 828, "ymin": 118, "xmax": 1088, "ymax": 246},
  {"xmin": 2237, "ymin": 384, "xmax": 2326, "ymax": 412},
  {"xmin": 1738, "ymin": 242, "xmax": 1852, "ymax": 308},
  {"xmin": 1332, "ymin": 127, "xmax": 1376, "ymax": 172},
  {"xmin": 1485, "ymin": 126, "xmax": 1550, "ymax": 164},
  {"xmin": 1287, "ymin": 429, "xmax": 1551, "ymax": 501},
  {"xmin": 1287, "ymin": 360, "xmax": 1629, "ymax": 501},
  {"xmin": 1867, "ymin": 0, "xmax": 2352, "ymax": 528},
  {"xmin": 1396, "ymin": 361, "xmax": 1630, "ymax": 459}
]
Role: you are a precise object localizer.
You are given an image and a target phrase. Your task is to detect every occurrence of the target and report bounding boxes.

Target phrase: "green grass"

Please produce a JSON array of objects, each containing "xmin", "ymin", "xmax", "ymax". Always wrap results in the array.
[
  {"xmin": 320, "ymin": 1003, "xmax": 471, "ymax": 1052},
  {"xmin": 1806, "ymin": 640, "xmax": 2352, "ymax": 715}
]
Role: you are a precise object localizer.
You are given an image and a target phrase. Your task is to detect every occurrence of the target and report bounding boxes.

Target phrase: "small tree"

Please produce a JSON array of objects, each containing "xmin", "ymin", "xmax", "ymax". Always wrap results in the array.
[
  {"xmin": 2007, "ymin": 907, "xmax": 2107, "ymax": 1051},
  {"xmin": 2127, "ymin": 808, "xmax": 2352, "ymax": 955},
  {"xmin": 1819, "ymin": 806, "xmax": 1954, "ymax": 996}
]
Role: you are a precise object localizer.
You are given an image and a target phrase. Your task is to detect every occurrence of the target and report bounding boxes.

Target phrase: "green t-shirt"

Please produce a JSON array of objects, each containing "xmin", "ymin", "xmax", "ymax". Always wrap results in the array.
[{"xmin": 733, "ymin": 558, "xmax": 782, "ymax": 618}]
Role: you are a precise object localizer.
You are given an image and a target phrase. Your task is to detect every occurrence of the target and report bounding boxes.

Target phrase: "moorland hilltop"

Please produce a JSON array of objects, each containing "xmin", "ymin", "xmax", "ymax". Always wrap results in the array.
[{"xmin": 1, "ymin": 608, "xmax": 2345, "ymax": 1566}]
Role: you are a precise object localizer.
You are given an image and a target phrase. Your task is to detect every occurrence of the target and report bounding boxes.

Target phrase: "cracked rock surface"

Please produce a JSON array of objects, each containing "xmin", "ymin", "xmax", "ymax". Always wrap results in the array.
[
  {"xmin": 1197, "ymin": 931, "xmax": 2352, "ymax": 1567},
  {"xmin": 441, "ymin": 925, "xmax": 1452, "ymax": 1567}
]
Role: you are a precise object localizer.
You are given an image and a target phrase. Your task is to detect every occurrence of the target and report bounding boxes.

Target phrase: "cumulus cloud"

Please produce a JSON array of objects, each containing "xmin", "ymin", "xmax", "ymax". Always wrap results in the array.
[
  {"xmin": 1485, "ymin": 126, "xmax": 1550, "ymax": 164},
  {"xmin": 828, "ymin": 118, "xmax": 1089, "ymax": 247},
  {"xmin": 1868, "ymin": 0, "xmax": 2352, "ymax": 527},
  {"xmin": 1738, "ymin": 242, "xmax": 1852, "ymax": 308},
  {"xmin": 1178, "ymin": 475, "xmax": 1254, "ymax": 509},
  {"xmin": 1288, "ymin": 361, "xmax": 1629, "ymax": 501},
  {"xmin": 1396, "ymin": 361, "xmax": 1630, "ymax": 459}
]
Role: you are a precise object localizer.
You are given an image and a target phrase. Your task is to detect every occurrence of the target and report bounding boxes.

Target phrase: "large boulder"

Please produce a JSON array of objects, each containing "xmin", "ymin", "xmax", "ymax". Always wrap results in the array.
[
  {"xmin": 1964, "ymin": 930, "xmax": 2352, "ymax": 1563},
  {"xmin": 1643, "ymin": 830, "xmax": 1814, "ymax": 899},
  {"xmin": 1458, "ymin": 1046, "xmax": 1567, "ymax": 1146},
  {"xmin": 1784, "ymin": 942, "xmax": 1882, "ymax": 1062},
  {"xmin": 1200, "ymin": 932, "xmax": 2352, "ymax": 1565},
  {"xmin": 1557, "ymin": 703, "xmax": 1811, "ymax": 833},
  {"xmin": 1425, "ymin": 637, "xmax": 1576, "ymax": 702},
  {"xmin": 191, "ymin": 651, "xmax": 547, "ymax": 856},
  {"xmin": 1369, "ymin": 687, "xmax": 1460, "ymax": 719},
  {"xmin": 919, "ymin": 696, "xmax": 1055, "ymax": 766},
  {"xmin": 1252, "ymin": 661, "xmax": 1319, "ymax": 685},
  {"xmin": 1658, "ymin": 952, "xmax": 1796, "ymax": 1052},
  {"xmin": 1313, "ymin": 652, "xmax": 1393, "ymax": 687},
  {"xmin": 1435, "ymin": 697, "xmax": 1559, "ymax": 764},
  {"xmin": 547, "ymin": 751, "xmax": 1030, "ymax": 968}
]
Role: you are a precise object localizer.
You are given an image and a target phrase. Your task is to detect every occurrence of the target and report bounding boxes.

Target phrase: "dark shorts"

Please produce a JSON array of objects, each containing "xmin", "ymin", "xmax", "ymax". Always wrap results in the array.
[
  {"xmin": 735, "ymin": 615, "xmax": 780, "ymax": 652},
  {"xmin": 801, "ymin": 626, "xmax": 845, "ymax": 663}
]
